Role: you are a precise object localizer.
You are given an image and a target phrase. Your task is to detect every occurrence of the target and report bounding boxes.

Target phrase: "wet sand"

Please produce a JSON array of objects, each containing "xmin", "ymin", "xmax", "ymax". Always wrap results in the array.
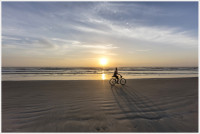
[{"xmin": 2, "ymin": 77, "xmax": 198, "ymax": 132}]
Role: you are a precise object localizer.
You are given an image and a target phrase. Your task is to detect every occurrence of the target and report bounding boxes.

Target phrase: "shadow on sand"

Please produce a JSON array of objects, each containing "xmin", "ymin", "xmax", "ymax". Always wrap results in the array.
[{"xmin": 110, "ymin": 85, "xmax": 169, "ymax": 121}]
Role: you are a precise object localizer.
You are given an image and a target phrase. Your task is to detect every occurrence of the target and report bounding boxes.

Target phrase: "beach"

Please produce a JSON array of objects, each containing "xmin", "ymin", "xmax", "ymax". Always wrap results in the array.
[{"xmin": 2, "ymin": 77, "xmax": 198, "ymax": 132}]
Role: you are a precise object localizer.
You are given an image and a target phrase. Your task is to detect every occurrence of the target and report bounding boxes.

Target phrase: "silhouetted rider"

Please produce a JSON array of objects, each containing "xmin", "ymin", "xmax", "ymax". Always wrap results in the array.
[{"xmin": 113, "ymin": 67, "xmax": 119, "ymax": 84}]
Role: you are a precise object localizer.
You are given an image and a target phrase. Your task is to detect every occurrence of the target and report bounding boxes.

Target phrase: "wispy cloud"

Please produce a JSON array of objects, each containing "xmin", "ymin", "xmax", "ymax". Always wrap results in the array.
[
  {"xmin": 73, "ymin": 44, "xmax": 118, "ymax": 49},
  {"xmin": 2, "ymin": 35, "xmax": 21, "ymax": 41},
  {"xmin": 89, "ymin": 50, "xmax": 117, "ymax": 56},
  {"xmin": 51, "ymin": 38, "xmax": 80, "ymax": 44}
]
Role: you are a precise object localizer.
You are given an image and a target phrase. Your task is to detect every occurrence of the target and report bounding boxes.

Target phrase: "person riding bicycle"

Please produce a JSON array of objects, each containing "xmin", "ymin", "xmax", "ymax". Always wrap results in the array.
[
  {"xmin": 113, "ymin": 67, "xmax": 120, "ymax": 84},
  {"xmin": 110, "ymin": 68, "xmax": 126, "ymax": 85}
]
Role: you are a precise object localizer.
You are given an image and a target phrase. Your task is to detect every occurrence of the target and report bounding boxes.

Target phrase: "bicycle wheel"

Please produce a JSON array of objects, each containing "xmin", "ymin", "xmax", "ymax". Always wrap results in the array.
[
  {"xmin": 109, "ymin": 78, "xmax": 116, "ymax": 86},
  {"xmin": 120, "ymin": 78, "xmax": 126, "ymax": 85}
]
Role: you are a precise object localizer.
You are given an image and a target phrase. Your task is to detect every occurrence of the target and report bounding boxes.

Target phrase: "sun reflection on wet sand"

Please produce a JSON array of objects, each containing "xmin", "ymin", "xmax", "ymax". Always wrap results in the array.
[{"xmin": 102, "ymin": 73, "xmax": 106, "ymax": 80}]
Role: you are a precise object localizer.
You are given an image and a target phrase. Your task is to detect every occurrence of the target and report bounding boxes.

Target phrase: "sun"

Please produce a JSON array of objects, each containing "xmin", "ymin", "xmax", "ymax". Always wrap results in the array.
[{"xmin": 100, "ymin": 58, "xmax": 108, "ymax": 66}]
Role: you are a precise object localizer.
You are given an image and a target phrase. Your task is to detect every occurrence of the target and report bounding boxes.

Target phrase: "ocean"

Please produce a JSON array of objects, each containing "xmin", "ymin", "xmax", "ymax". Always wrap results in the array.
[{"xmin": 2, "ymin": 67, "xmax": 198, "ymax": 81}]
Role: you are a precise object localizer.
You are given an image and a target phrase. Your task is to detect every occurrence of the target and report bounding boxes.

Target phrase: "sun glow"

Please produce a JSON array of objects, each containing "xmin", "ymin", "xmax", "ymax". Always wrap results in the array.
[{"xmin": 100, "ymin": 58, "xmax": 108, "ymax": 66}]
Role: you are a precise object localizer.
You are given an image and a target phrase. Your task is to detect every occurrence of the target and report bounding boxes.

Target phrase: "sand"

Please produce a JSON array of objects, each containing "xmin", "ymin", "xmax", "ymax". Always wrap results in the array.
[{"xmin": 2, "ymin": 77, "xmax": 198, "ymax": 132}]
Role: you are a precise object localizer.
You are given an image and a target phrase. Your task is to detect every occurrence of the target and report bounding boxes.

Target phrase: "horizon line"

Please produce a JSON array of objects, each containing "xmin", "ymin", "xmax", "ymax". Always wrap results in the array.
[{"xmin": 2, "ymin": 66, "xmax": 198, "ymax": 68}]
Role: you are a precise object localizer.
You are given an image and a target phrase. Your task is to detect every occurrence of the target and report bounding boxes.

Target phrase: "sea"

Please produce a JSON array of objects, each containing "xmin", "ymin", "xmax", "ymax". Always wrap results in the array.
[{"xmin": 1, "ymin": 67, "xmax": 198, "ymax": 81}]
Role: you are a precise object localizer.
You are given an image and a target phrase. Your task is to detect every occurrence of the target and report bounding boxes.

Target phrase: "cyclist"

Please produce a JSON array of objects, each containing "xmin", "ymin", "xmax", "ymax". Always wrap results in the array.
[{"xmin": 113, "ymin": 67, "xmax": 119, "ymax": 84}]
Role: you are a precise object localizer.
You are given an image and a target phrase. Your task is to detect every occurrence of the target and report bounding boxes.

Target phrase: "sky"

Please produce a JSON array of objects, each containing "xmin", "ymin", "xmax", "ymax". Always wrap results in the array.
[{"xmin": 2, "ymin": 2, "xmax": 198, "ymax": 67}]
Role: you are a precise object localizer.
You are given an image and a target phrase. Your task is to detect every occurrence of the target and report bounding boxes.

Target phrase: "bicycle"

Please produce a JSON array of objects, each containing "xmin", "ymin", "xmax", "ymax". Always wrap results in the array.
[{"xmin": 109, "ymin": 74, "xmax": 126, "ymax": 86}]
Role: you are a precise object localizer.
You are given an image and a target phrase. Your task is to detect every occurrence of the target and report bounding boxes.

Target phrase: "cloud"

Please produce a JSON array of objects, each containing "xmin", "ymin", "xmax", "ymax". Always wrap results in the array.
[
  {"xmin": 109, "ymin": 24, "xmax": 197, "ymax": 47},
  {"xmin": 73, "ymin": 44, "xmax": 118, "ymax": 49},
  {"xmin": 3, "ymin": 37, "xmax": 57, "ymax": 50},
  {"xmin": 34, "ymin": 38, "xmax": 56, "ymax": 49},
  {"xmin": 2, "ymin": 35, "xmax": 21, "ymax": 41},
  {"xmin": 90, "ymin": 50, "xmax": 117, "ymax": 56},
  {"xmin": 51, "ymin": 38, "xmax": 80, "ymax": 44}
]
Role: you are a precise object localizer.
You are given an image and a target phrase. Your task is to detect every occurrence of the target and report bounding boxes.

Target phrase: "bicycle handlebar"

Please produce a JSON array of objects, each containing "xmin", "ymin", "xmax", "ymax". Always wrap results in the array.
[{"xmin": 118, "ymin": 74, "xmax": 123, "ymax": 78}]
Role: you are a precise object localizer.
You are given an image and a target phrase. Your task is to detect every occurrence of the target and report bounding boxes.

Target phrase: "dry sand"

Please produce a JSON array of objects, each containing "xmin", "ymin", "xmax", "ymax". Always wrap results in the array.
[{"xmin": 2, "ymin": 77, "xmax": 198, "ymax": 132}]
